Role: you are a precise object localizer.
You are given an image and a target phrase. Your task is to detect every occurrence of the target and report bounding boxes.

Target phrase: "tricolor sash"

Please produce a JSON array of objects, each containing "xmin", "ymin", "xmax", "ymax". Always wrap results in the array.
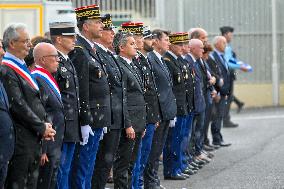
[
  {"xmin": 2, "ymin": 56, "xmax": 39, "ymax": 90},
  {"xmin": 31, "ymin": 67, "xmax": 61, "ymax": 99}
]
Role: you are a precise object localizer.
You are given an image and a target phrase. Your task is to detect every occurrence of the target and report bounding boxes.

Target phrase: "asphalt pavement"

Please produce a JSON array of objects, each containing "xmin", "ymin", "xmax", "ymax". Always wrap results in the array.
[{"xmin": 106, "ymin": 107, "xmax": 284, "ymax": 189}]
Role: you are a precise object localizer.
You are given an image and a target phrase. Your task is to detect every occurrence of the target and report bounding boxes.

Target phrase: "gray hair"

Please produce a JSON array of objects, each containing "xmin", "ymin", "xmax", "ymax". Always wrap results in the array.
[
  {"xmin": 212, "ymin": 36, "xmax": 226, "ymax": 47},
  {"xmin": 2, "ymin": 23, "xmax": 27, "ymax": 49},
  {"xmin": 113, "ymin": 32, "xmax": 133, "ymax": 55}
]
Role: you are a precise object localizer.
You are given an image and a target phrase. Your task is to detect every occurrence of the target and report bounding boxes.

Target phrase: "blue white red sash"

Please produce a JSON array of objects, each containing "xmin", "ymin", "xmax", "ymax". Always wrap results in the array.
[
  {"xmin": 31, "ymin": 67, "xmax": 61, "ymax": 99},
  {"xmin": 2, "ymin": 56, "xmax": 39, "ymax": 90}
]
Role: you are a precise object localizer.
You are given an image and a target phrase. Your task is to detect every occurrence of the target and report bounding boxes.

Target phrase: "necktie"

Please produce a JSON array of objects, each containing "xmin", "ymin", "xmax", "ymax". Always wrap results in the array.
[{"xmin": 220, "ymin": 54, "xmax": 229, "ymax": 71}]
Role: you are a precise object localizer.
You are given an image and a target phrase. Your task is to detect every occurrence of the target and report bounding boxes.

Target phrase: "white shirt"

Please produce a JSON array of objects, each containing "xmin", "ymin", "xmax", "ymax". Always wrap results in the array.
[
  {"xmin": 188, "ymin": 53, "xmax": 196, "ymax": 63},
  {"xmin": 57, "ymin": 50, "xmax": 69, "ymax": 60},
  {"xmin": 153, "ymin": 50, "xmax": 163, "ymax": 63},
  {"xmin": 167, "ymin": 50, "xmax": 178, "ymax": 60},
  {"xmin": 120, "ymin": 56, "xmax": 132, "ymax": 65},
  {"xmin": 78, "ymin": 33, "xmax": 95, "ymax": 49},
  {"xmin": 4, "ymin": 52, "xmax": 25, "ymax": 65},
  {"xmin": 94, "ymin": 42, "xmax": 108, "ymax": 52}
]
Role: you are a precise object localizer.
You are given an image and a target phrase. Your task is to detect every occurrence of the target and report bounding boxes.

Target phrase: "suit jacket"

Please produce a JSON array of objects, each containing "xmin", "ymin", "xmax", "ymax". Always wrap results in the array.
[
  {"xmin": 116, "ymin": 56, "xmax": 146, "ymax": 133},
  {"xmin": 133, "ymin": 52, "xmax": 161, "ymax": 124},
  {"xmin": 207, "ymin": 55, "xmax": 223, "ymax": 92},
  {"xmin": 0, "ymin": 64, "xmax": 47, "ymax": 155},
  {"xmin": 148, "ymin": 51, "xmax": 177, "ymax": 121},
  {"xmin": 179, "ymin": 57, "xmax": 195, "ymax": 113},
  {"xmin": 185, "ymin": 54, "xmax": 206, "ymax": 113},
  {"xmin": 163, "ymin": 52, "xmax": 188, "ymax": 116},
  {"xmin": 95, "ymin": 45, "xmax": 125, "ymax": 129},
  {"xmin": 54, "ymin": 52, "xmax": 81, "ymax": 142},
  {"xmin": 0, "ymin": 80, "xmax": 14, "ymax": 163},
  {"xmin": 212, "ymin": 51, "xmax": 231, "ymax": 96},
  {"xmin": 35, "ymin": 76, "xmax": 65, "ymax": 157},
  {"xmin": 69, "ymin": 35, "xmax": 111, "ymax": 128}
]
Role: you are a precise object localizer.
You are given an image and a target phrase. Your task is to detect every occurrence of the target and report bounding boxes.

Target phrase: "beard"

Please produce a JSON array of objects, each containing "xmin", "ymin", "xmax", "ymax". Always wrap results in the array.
[{"xmin": 143, "ymin": 43, "xmax": 154, "ymax": 52}]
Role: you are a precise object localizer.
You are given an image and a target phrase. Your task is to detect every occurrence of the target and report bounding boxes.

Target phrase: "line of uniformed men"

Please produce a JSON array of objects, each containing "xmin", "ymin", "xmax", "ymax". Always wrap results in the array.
[{"xmin": 0, "ymin": 3, "xmax": 234, "ymax": 189}]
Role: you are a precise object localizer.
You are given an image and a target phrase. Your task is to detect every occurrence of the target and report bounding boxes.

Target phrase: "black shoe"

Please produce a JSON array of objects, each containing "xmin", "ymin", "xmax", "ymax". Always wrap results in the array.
[
  {"xmin": 220, "ymin": 141, "xmax": 232, "ymax": 147},
  {"xmin": 164, "ymin": 174, "xmax": 187, "ymax": 180},
  {"xmin": 193, "ymin": 158, "xmax": 206, "ymax": 165},
  {"xmin": 183, "ymin": 168, "xmax": 196, "ymax": 175},
  {"xmin": 237, "ymin": 102, "xmax": 244, "ymax": 113},
  {"xmin": 187, "ymin": 164, "xmax": 199, "ymax": 171},
  {"xmin": 213, "ymin": 141, "xmax": 232, "ymax": 147},
  {"xmin": 224, "ymin": 121, "xmax": 239, "ymax": 128},
  {"xmin": 190, "ymin": 161, "xmax": 203, "ymax": 169},
  {"xmin": 180, "ymin": 173, "xmax": 190, "ymax": 178},
  {"xmin": 203, "ymin": 144, "xmax": 215, "ymax": 151}
]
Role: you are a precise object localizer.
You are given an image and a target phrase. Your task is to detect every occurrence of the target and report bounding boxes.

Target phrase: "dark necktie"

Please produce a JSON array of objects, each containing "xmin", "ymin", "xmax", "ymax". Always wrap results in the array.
[{"xmin": 220, "ymin": 54, "xmax": 229, "ymax": 71}]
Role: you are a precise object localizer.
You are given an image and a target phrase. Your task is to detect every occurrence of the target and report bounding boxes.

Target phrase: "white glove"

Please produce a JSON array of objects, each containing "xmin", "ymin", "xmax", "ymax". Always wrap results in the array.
[
  {"xmin": 80, "ymin": 125, "xmax": 94, "ymax": 146},
  {"xmin": 99, "ymin": 127, "xmax": 108, "ymax": 141},
  {"xmin": 169, "ymin": 117, "xmax": 177, "ymax": 128}
]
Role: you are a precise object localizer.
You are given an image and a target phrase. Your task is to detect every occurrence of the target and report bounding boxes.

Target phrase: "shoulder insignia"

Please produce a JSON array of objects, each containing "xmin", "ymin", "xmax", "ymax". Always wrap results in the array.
[
  {"xmin": 74, "ymin": 45, "xmax": 83, "ymax": 49},
  {"xmin": 163, "ymin": 57, "xmax": 171, "ymax": 62}
]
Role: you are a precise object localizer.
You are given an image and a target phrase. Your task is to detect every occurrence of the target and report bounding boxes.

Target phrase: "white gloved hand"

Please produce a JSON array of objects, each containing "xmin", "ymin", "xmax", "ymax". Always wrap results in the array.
[
  {"xmin": 99, "ymin": 127, "xmax": 108, "ymax": 141},
  {"xmin": 169, "ymin": 117, "xmax": 177, "ymax": 128},
  {"xmin": 80, "ymin": 125, "xmax": 94, "ymax": 146}
]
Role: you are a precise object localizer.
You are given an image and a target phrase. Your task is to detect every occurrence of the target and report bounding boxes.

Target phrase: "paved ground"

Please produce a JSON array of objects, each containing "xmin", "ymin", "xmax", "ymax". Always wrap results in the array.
[{"xmin": 107, "ymin": 107, "xmax": 284, "ymax": 189}]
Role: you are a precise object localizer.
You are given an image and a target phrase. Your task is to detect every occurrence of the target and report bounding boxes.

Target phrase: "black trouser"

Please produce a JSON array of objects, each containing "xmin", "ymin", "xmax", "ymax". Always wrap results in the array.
[
  {"xmin": 0, "ymin": 162, "xmax": 8, "ymax": 188},
  {"xmin": 92, "ymin": 129, "xmax": 121, "ymax": 189},
  {"xmin": 211, "ymin": 96, "xmax": 227, "ymax": 144},
  {"xmin": 144, "ymin": 120, "xmax": 170, "ymax": 189},
  {"xmin": 37, "ymin": 149, "xmax": 62, "ymax": 189},
  {"xmin": 113, "ymin": 129, "xmax": 143, "ymax": 189},
  {"xmin": 5, "ymin": 143, "xmax": 41, "ymax": 189},
  {"xmin": 204, "ymin": 102, "xmax": 213, "ymax": 145}
]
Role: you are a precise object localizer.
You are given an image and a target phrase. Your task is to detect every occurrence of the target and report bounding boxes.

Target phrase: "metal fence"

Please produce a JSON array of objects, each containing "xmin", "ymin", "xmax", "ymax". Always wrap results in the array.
[{"xmin": 68, "ymin": 0, "xmax": 283, "ymax": 84}]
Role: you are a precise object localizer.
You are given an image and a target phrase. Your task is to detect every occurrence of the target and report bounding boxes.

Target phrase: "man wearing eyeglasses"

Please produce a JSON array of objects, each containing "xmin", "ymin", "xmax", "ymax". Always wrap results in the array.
[
  {"xmin": 68, "ymin": 5, "xmax": 111, "ymax": 189},
  {"xmin": 49, "ymin": 22, "xmax": 81, "ymax": 189},
  {"xmin": 1, "ymin": 23, "xmax": 56, "ymax": 189},
  {"xmin": 31, "ymin": 42, "xmax": 65, "ymax": 189}
]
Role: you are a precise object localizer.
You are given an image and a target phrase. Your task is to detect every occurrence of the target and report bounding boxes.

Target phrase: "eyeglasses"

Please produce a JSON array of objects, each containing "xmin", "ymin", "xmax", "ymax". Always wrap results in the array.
[
  {"xmin": 42, "ymin": 54, "xmax": 59, "ymax": 59},
  {"xmin": 14, "ymin": 38, "xmax": 31, "ymax": 45}
]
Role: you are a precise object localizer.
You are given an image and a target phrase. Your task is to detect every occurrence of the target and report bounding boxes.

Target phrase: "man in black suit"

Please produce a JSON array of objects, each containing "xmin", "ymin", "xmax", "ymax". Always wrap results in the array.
[
  {"xmin": 31, "ymin": 42, "xmax": 65, "ymax": 189},
  {"xmin": 211, "ymin": 36, "xmax": 232, "ymax": 147},
  {"xmin": 68, "ymin": 5, "xmax": 111, "ymax": 189},
  {"xmin": 112, "ymin": 32, "xmax": 146, "ymax": 189},
  {"xmin": 0, "ymin": 41, "xmax": 14, "ymax": 188},
  {"xmin": 1, "ymin": 23, "xmax": 56, "ymax": 189},
  {"xmin": 144, "ymin": 29, "xmax": 177, "ymax": 189},
  {"xmin": 91, "ymin": 14, "xmax": 125, "ymax": 189},
  {"xmin": 49, "ymin": 22, "xmax": 80, "ymax": 189}
]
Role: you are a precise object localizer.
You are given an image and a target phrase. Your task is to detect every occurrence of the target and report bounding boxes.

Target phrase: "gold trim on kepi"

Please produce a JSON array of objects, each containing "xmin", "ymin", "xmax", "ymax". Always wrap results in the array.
[
  {"xmin": 75, "ymin": 4, "xmax": 101, "ymax": 21},
  {"xmin": 120, "ymin": 22, "xmax": 144, "ymax": 35},
  {"xmin": 102, "ymin": 14, "xmax": 114, "ymax": 30},
  {"xmin": 169, "ymin": 32, "xmax": 189, "ymax": 44}
]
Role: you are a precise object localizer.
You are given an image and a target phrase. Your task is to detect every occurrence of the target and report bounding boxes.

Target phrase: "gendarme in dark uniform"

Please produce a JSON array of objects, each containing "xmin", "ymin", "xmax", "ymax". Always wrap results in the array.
[
  {"xmin": 91, "ymin": 14, "xmax": 126, "ymax": 189},
  {"xmin": 49, "ymin": 22, "xmax": 80, "ymax": 188},
  {"xmin": 68, "ymin": 5, "xmax": 111, "ymax": 189},
  {"xmin": 163, "ymin": 32, "xmax": 189, "ymax": 179}
]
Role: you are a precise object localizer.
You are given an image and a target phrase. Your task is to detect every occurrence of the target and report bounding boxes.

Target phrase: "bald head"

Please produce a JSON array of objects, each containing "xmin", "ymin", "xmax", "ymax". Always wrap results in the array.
[
  {"xmin": 189, "ymin": 39, "xmax": 204, "ymax": 59},
  {"xmin": 33, "ymin": 42, "xmax": 59, "ymax": 73},
  {"xmin": 190, "ymin": 28, "xmax": 208, "ymax": 44},
  {"xmin": 212, "ymin": 36, "xmax": 227, "ymax": 53}
]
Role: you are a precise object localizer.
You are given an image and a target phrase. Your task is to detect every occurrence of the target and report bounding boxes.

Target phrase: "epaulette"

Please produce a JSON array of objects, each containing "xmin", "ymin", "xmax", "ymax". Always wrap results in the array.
[
  {"xmin": 74, "ymin": 45, "xmax": 83, "ymax": 49},
  {"xmin": 163, "ymin": 57, "xmax": 171, "ymax": 62}
]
